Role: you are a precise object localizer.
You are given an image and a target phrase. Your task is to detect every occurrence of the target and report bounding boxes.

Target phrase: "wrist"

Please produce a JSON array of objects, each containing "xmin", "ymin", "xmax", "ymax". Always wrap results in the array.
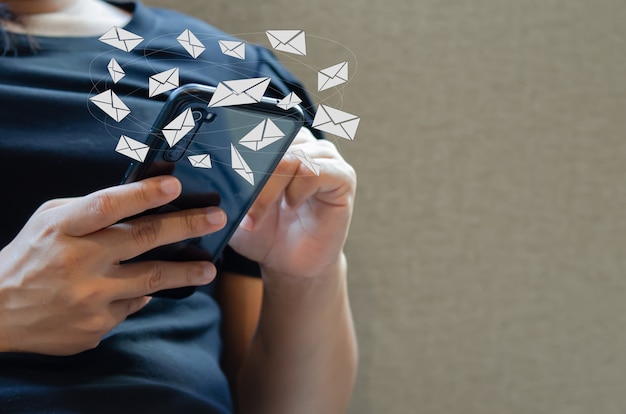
[
  {"xmin": 260, "ymin": 251, "xmax": 347, "ymax": 283},
  {"xmin": 259, "ymin": 253, "xmax": 348, "ymax": 313}
]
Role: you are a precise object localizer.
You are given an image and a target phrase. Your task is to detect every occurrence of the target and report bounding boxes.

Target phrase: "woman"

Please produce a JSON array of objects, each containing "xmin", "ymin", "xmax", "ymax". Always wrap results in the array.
[{"xmin": 0, "ymin": 0, "xmax": 358, "ymax": 413}]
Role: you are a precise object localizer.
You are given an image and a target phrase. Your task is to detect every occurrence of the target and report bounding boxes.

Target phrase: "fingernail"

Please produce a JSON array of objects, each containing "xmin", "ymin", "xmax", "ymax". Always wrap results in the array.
[
  {"xmin": 161, "ymin": 177, "xmax": 181, "ymax": 195},
  {"xmin": 206, "ymin": 208, "xmax": 226, "ymax": 226},
  {"xmin": 194, "ymin": 263, "xmax": 216, "ymax": 283},
  {"xmin": 239, "ymin": 214, "xmax": 254, "ymax": 231}
]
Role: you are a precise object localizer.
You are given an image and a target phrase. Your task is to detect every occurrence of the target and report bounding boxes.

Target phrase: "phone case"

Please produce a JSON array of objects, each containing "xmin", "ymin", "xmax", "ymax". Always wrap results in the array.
[{"xmin": 121, "ymin": 83, "xmax": 304, "ymax": 298}]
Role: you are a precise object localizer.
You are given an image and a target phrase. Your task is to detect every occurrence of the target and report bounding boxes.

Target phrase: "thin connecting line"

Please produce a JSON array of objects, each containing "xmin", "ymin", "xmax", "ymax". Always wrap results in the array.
[{"xmin": 87, "ymin": 29, "xmax": 356, "ymax": 175}]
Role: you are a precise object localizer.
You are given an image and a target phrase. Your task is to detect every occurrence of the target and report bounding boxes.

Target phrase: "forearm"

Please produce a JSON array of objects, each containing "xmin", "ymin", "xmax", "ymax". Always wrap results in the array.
[{"xmin": 236, "ymin": 255, "xmax": 358, "ymax": 414}]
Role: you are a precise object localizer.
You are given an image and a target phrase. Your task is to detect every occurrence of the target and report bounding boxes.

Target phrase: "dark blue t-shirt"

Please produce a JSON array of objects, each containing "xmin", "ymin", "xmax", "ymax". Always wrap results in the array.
[{"xmin": 0, "ymin": 2, "xmax": 318, "ymax": 412}]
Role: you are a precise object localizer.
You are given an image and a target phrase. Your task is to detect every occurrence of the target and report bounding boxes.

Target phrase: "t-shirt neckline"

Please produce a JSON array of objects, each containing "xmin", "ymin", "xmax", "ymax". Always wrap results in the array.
[{"xmin": 9, "ymin": 1, "xmax": 153, "ymax": 47}]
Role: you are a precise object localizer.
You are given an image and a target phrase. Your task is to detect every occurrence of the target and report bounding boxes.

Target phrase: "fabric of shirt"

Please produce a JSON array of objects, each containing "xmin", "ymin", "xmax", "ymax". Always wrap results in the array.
[{"xmin": 0, "ymin": 2, "xmax": 318, "ymax": 413}]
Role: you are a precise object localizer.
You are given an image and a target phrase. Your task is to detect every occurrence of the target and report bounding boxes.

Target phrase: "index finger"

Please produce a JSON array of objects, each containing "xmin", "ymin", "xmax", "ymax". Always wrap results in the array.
[
  {"xmin": 60, "ymin": 176, "xmax": 182, "ymax": 237},
  {"xmin": 291, "ymin": 126, "xmax": 317, "ymax": 145}
]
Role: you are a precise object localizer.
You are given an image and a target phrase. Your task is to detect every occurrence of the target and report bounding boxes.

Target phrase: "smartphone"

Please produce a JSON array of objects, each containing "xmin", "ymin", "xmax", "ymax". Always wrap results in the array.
[{"xmin": 121, "ymin": 83, "xmax": 304, "ymax": 298}]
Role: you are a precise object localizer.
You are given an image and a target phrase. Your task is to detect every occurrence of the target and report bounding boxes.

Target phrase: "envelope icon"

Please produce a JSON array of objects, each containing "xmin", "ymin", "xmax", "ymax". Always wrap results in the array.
[
  {"xmin": 162, "ymin": 108, "xmax": 195, "ymax": 147},
  {"xmin": 208, "ymin": 77, "xmax": 271, "ymax": 108},
  {"xmin": 219, "ymin": 40, "xmax": 246, "ymax": 60},
  {"xmin": 177, "ymin": 29, "xmax": 205, "ymax": 59},
  {"xmin": 231, "ymin": 144, "xmax": 254, "ymax": 185},
  {"xmin": 239, "ymin": 119, "xmax": 285, "ymax": 151},
  {"xmin": 115, "ymin": 135, "xmax": 149, "ymax": 162},
  {"xmin": 149, "ymin": 68, "xmax": 179, "ymax": 98},
  {"xmin": 265, "ymin": 30, "xmax": 306, "ymax": 56},
  {"xmin": 99, "ymin": 27, "xmax": 144, "ymax": 52},
  {"xmin": 318, "ymin": 61, "xmax": 348, "ymax": 92},
  {"xmin": 277, "ymin": 92, "xmax": 302, "ymax": 110},
  {"xmin": 312, "ymin": 105, "xmax": 360, "ymax": 140},
  {"xmin": 188, "ymin": 154, "xmax": 213, "ymax": 169},
  {"xmin": 107, "ymin": 58, "xmax": 125, "ymax": 84},
  {"xmin": 290, "ymin": 149, "xmax": 321, "ymax": 176},
  {"xmin": 89, "ymin": 89, "xmax": 130, "ymax": 122}
]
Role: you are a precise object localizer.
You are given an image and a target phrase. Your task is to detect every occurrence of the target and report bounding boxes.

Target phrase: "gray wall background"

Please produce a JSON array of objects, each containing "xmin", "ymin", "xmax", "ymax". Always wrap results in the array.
[{"xmin": 146, "ymin": 1, "xmax": 626, "ymax": 413}]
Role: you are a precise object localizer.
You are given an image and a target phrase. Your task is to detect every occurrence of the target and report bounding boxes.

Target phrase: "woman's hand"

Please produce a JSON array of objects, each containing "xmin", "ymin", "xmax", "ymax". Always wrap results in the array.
[
  {"xmin": 0, "ymin": 176, "xmax": 226, "ymax": 356},
  {"xmin": 229, "ymin": 127, "xmax": 357, "ymax": 280}
]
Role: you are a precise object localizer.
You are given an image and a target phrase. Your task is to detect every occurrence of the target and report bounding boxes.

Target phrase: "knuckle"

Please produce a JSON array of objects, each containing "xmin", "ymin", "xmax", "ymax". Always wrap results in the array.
[
  {"xmin": 249, "ymin": 198, "xmax": 269, "ymax": 217},
  {"xmin": 146, "ymin": 264, "xmax": 165, "ymax": 291},
  {"xmin": 84, "ymin": 314, "xmax": 109, "ymax": 336},
  {"xmin": 88, "ymin": 192, "xmax": 117, "ymax": 220},
  {"xmin": 63, "ymin": 285, "xmax": 100, "ymax": 311},
  {"xmin": 283, "ymin": 157, "xmax": 305, "ymax": 178},
  {"xmin": 37, "ymin": 198, "xmax": 62, "ymax": 213},
  {"xmin": 131, "ymin": 219, "xmax": 161, "ymax": 246},
  {"xmin": 34, "ymin": 209, "xmax": 64, "ymax": 240},
  {"xmin": 133, "ymin": 182, "xmax": 153, "ymax": 207},
  {"xmin": 48, "ymin": 247, "xmax": 84, "ymax": 276},
  {"xmin": 345, "ymin": 164, "xmax": 358, "ymax": 191},
  {"xmin": 273, "ymin": 158, "xmax": 293, "ymax": 175},
  {"xmin": 84, "ymin": 338, "xmax": 102, "ymax": 351},
  {"xmin": 182, "ymin": 210, "xmax": 200, "ymax": 234},
  {"xmin": 318, "ymin": 139, "xmax": 337, "ymax": 151}
]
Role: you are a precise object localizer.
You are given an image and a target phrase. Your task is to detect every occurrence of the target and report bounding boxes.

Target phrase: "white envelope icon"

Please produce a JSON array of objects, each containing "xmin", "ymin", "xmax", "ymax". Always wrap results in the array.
[
  {"xmin": 162, "ymin": 108, "xmax": 195, "ymax": 147},
  {"xmin": 188, "ymin": 154, "xmax": 213, "ymax": 169},
  {"xmin": 231, "ymin": 144, "xmax": 254, "ymax": 185},
  {"xmin": 239, "ymin": 119, "xmax": 285, "ymax": 151},
  {"xmin": 177, "ymin": 29, "xmax": 205, "ymax": 59},
  {"xmin": 277, "ymin": 92, "xmax": 302, "ymax": 110},
  {"xmin": 219, "ymin": 40, "xmax": 246, "ymax": 60},
  {"xmin": 291, "ymin": 149, "xmax": 321, "ymax": 176},
  {"xmin": 89, "ymin": 89, "xmax": 131, "ymax": 122},
  {"xmin": 208, "ymin": 77, "xmax": 271, "ymax": 107},
  {"xmin": 115, "ymin": 135, "xmax": 149, "ymax": 162},
  {"xmin": 318, "ymin": 61, "xmax": 348, "ymax": 92},
  {"xmin": 149, "ymin": 68, "xmax": 179, "ymax": 98},
  {"xmin": 312, "ymin": 105, "xmax": 360, "ymax": 140},
  {"xmin": 107, "ymin": 58, "xmax": 125, "ymax": 84},
  {"xmin": 99, "ymin": 27, "xmax": 144, "ymax": 52},
  {"xmin": 265, "ymin": 30, "xmax": 306, "ymax": 56}
]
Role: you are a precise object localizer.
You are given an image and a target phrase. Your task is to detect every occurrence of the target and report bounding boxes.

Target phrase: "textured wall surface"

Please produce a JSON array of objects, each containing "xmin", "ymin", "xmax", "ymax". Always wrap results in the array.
[{"xmin": 145, "ymin": 1, "xmax": 626, "ymax": 413}]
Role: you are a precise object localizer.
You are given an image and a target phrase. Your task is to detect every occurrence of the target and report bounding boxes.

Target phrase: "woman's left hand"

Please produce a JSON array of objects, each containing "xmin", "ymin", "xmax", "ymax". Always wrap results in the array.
[{"xmin": 229, "ymin": 127, "xmax": 356, "ymax": 280}]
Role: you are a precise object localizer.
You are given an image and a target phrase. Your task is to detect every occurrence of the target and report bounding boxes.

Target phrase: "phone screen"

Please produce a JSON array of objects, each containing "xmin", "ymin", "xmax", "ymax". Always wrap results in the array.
[{"xmin": 121, "ymin": 84, "xmax": 304, "ymax": 297}]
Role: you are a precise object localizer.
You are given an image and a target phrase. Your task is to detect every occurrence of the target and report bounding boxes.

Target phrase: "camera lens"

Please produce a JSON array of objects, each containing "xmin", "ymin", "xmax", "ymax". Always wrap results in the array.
[{"xmin": 164, "ymin": 148, "xmax": 184, "ymax": 162}]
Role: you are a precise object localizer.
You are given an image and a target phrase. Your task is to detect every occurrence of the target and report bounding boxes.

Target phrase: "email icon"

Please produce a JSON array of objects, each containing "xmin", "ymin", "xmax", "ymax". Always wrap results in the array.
[
  {"xmin": 312, "ymin": 105, "xmax": 360, "ymax": 140},
  {"xmin": 239, "ymin": 119, "xmax": 285, "ymax": 151},
  {"xmin": 188, "ymin": 154, "xmax": 213, "ymax": 169},
  {"xmin": 90, "ymin": 89, "xmax": 131, "ymax": 122},
  {"xmin": 265, "ymin": 30, "xmax": 306, "ymax": 56},
  {"xmin": 219, "ymin": 40, "xmax": 246, "ymax": 60},
  {"xmin": 107, "ymin": 58, "xmax": 125, "ymax": 84},
  {"xmin": 177, "ymin": 29, "xmax": 205, "ymax": 59},
  {"xmin": 231, "ymin": 144, "xmax": 254, "ymax": 185},
  {"xmin": 115, "ymin": 135, "xmax": 149, "ymax": 162},
  {"xmin": 318, "ymin": 61, "xmax": 348, "ymax": 92},
  {"xmin": 99, "ymin": 27, "xmax": 144, "ymax": 52},
  {"xmin": 149, "ymin": 68, "xmax": 179, "ymax": 98},
  {"xmin": 208, "ymin": 77, "xmax": 271, "ymax": 108},
  {"xmin": 277, "ymin": 92, "xmax": 302, "ymax": 110},
  {"xmin": 162, "ymin": 108, "xmax": 195, "ymax": 147},
  {"xmin": 290, "ymin": 149, "xmax": 321, "ymax": 176}
]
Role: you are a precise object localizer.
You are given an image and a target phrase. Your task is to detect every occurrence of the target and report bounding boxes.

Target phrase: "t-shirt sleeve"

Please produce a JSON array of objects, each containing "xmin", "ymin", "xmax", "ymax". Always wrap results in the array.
[
  {"xmin": 255, "ymin": 47, "xmax": 325, "ymax": 140},
  {"xmin": 216, "ymin": 245, "xmax": 262, "ymax": 277}
]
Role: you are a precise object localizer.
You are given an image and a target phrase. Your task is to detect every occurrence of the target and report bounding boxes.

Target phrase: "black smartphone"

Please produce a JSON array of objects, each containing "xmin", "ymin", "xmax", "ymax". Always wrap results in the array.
[{"xmin": 121, "ymin": 83, "xmax": 304, "ymax": 298}]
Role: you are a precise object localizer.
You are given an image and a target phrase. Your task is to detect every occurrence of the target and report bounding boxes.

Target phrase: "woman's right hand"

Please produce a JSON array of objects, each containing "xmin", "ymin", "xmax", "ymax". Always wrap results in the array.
[{"xmin": 0, "ymin": 176, "xmax": 226, "ymax": 356}]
